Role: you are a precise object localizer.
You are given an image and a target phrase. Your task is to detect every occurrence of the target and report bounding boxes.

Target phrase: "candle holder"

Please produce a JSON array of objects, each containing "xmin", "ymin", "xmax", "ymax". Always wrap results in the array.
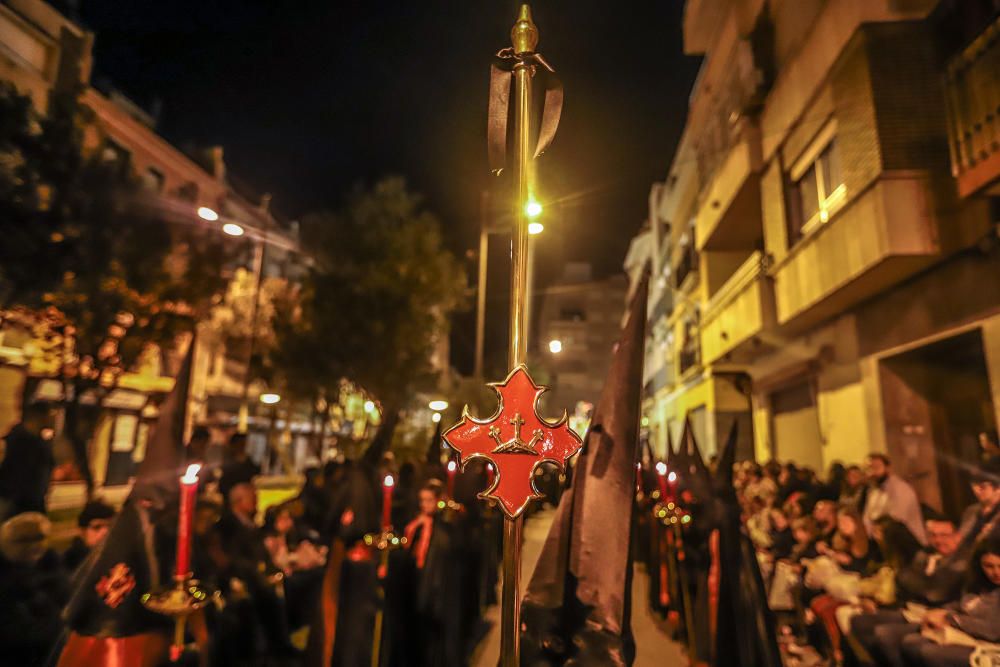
[
  {"xmin": 363, "ymin": 528, "xmax": 409, "ymax": 553},
  {"xmin": 653, "ymin": 500, "xmax": 692, "ymax": 528},
  {"xmin": 141, "ymin": 576, "xmax": 211, "ymax": 662}
]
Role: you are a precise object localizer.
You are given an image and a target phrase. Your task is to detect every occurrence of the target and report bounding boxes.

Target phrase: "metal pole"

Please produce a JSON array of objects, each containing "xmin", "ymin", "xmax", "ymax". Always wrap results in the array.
[
  {"xmin": 238, "ymin": 237, "xmax": 266, "ymax": 433},
  {"xmin": 475, "ymin": 190, "xmax": 490, "ymax": 380},
  {"xmin": 500, "ymin": 6, "xmax": 537, "ymax": 666}
]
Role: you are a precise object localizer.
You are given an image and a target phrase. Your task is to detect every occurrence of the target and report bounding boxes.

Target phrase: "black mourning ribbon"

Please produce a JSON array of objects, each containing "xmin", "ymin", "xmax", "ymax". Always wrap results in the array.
[{"xmin": 488, "ymin": 47, "xmax": 564, "ymax": 174}]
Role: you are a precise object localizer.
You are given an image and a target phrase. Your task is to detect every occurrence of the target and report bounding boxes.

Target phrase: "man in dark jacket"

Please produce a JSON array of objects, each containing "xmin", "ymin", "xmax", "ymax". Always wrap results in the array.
[{"xmin": 0, "ymin": 404, "xmax": 54, "ymax": 519}]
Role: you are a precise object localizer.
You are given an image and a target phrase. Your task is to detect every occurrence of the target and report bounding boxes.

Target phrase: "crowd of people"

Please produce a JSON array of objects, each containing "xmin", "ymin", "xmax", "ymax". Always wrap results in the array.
[
  {"xmin": 742, "ymin": 434, "xmax": 1000, "ymax": 667},
  {"xmin": 0, "ymin": 419, "xmax": 514, "ymax": 667}
]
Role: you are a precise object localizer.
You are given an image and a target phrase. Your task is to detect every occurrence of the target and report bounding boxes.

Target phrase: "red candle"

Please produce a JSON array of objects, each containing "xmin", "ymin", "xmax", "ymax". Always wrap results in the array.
[
  {"xmin": 446, "ymin": 460, "xmax": 457, "ymax": 499},
  {"xmin": 655, "ymin": 461, "xmax": 668, "ymax": 500},
  {"xmin": 635, "ymin": 462, "xmax": 643, "ymax": 493},
  {"xmin": 382, "ymin": 475, "xmax": 394, "ymax": 531},
  {"xmin": 175, "ymin": 464, "xmax": 200, "ymax": 580}
]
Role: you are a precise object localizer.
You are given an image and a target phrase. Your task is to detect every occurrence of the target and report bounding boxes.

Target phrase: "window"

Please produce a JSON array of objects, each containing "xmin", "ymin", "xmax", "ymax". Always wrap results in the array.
[
  {"xmin": 142, "ymin": 167, "xmax": 165, "ymax": 193},
  {"xmin": 101, "ymin": 139, "xmax": 131, "ymax": 171},
  {"xmin": 791, "ymin": 139, "xmax": 844, "ymax": 239}
]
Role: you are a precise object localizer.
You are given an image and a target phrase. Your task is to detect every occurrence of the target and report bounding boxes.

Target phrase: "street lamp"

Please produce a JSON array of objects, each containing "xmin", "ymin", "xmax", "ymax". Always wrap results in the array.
[
  {"xmin": 197, "ymin": 206, "xmax": 219, "ymax": 221},
  {"xmin": 222, "ymin": 222, "xmax": 245, "ymax": 236},
  {"xmin": 428, "ymin": 399, "xmax": 449, "ymax": 412},
  {"xmin": 548, "ymin": 339, "xmax": 562, "ymax": 354},
  {"xmin": 525, "ymin": 200, "xmax": 543, "ymax": 218},
  {"xmin": 260, "ymin": 392, "xmax": 281, "ymax": 405},
  {"xmin": 431, "ymin": 412, "xmax": 442, "ymax": 423},
  {"xmin": 528, "ymin": 222, "xmax": 544, "ymax": 235}
]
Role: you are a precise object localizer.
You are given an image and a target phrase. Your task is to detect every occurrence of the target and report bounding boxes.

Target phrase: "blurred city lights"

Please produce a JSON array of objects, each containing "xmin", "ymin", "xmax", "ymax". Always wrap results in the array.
[
  {"xmin": 431, "ymin": 412, "xmax": 442, "ymax": 423},
  {"xmin": 222, "ymin": 223, "xmax": 245, "ymax": 236},
  {"xmin": 548, "ymin": 339, "xmax": 562, "ymax": 353},
  {"xmin": 525, "ymin": 200, "xmax": 543, "ymax": 218},
  {"xmin": 528, "ymin": 222, "xmax": 544, "ymax": 235},
  {"xmin": 655, "ymin": 461, "xmax": 667, "ymax": 476},
  {"xmin": 260, "ymin": 392, "xmax": 281, "ymax": 404},
  {"xmin": 197, "ymin": 206, "xmax": 219, "ymax": 221},
  {"xmin": 428, "ymin": 399, "xmax": 449, "ymax": 411}
]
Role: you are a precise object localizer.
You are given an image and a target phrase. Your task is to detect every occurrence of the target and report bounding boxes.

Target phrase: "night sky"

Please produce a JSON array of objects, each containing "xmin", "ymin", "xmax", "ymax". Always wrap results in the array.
[{"xmin": 75, "ymin": 0, "xmax": 700, "ymax": 372}]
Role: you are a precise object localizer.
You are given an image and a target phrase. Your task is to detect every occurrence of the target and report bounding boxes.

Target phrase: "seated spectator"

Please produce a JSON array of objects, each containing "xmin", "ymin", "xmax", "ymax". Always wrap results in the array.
[
  {"xmin": 979, "ymin": 429, "xmax": 1000, "ymax": 463},
  {"xmin": 0, "ymin": 512, "xmax": 70, "ymax": 665},
  {"xmin": 769, "ymin": 508, "xmax": 795, "ymax": 561},
  {"xmin": 848, "ymin": 518, "xmax": 961, "ymax": 666},
  {"xmin": 747, "ymin": 496, "xmax": 774, "ymax": 549},
  {"xmin": 809, "ymin": 507, "xmax": 878, "ymax": 664},
  {"xmin": 745, "ymin": 464, "xmax": 778, "ymax": 507},
  {"xmin": 880, "ymin": 537, "xmax": 1000, "ymax": 667},
  {"xmin": 790, "ymin": 517, "xmax": 820, "ymax": 561},
  {"xmin": 62, "ymin": 499, "xmax": 115, "ymax": 572},
  {"xmin": 862, "ymin": 454, "xmax": 927, "ymax": 545},
  {"xmin": 840, "ymin": 465, "xmax": 868, "ymax": 511},
  {"xmin": 813, "ymin": 500, "xmax": 838, "ymax": 546}
]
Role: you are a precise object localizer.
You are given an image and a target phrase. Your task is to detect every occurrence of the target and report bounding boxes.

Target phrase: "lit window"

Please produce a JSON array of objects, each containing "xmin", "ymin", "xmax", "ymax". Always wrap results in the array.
[{"xmin": 793, "ymin": 139, "xmax": 844, "ymax": 237}]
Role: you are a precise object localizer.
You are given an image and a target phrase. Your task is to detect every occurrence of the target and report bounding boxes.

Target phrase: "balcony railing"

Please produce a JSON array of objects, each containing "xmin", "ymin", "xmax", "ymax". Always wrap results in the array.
[{"xmin": 945, "ymin": 15, "xmax": 1000, "ymax": 197}]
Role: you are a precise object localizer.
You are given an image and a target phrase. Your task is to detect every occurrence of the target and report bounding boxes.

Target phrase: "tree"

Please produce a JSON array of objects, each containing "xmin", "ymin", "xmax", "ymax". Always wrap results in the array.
[
  {"xmin": 272, "ymin": 177, "xmax": 466, "ymax": 456},
  {"xmin": 0, "ymin": 84, "xmax": 233, "ymax": 488}
]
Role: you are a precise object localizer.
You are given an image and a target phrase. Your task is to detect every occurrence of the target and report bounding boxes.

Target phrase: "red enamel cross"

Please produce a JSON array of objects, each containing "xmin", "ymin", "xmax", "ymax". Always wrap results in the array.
[{"xmin": 443, "ymin": 365, "xmax": 583, "ymax": 518}]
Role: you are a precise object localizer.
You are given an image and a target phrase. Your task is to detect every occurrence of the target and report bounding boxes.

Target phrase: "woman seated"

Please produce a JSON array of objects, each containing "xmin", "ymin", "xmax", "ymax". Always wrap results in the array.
[
  {"xmin": 894, "ymin": 537, "xmax": 1000, "ymax": 667},
  {"xmin": 808, "ymin": 506, "xmax": 879, "ymax": 664}
]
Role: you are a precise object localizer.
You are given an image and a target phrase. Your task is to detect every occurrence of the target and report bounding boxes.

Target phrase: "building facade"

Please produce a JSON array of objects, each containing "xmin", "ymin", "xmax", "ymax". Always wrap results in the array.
[
  {"xmin": 633, "ymin": 0, "xmax": 1000, "ymax": 516},
  {"xmin": 0, "ymin": 0, "xmax": 308, "ymax": 494},
  {"xmin": 534, "ymin": 263, "xmax": 628, "ymax": 433}
]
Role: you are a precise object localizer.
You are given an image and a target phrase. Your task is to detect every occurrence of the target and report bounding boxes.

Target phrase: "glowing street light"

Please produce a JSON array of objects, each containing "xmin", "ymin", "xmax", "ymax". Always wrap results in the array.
[
  {"xmin": 197, "ymin": 206, "xmax": 219, "ymax": 221},
  {"xmin": 364, "ymin": 400, "xmax": 376, "ymax": 412},
  {"xmin": 528, "ymin": 222, "xmax": 544, "ymax": 235},
  {"xmin": 222, "ymin": 223, "xmax": 245, "ymax": 236},
  {"xmin": 525, "ymin": 200, "xmax": 543, "ymax": 218},
  {"xmin": 428, "ymin": 399, "xmax": 449, "ymax": 412},
  {"xmin": 668, "ymin": 471, "xmax": 677, "ymax": 483},
  {"xmin": 431, "ymin": 412, "xmax": 442, "ymax": 423},
  {"xmin": 548, "ymin": 339, "xmax": 562, "ymax": 354},
  {"xmin": 260, "ymin": 392, "xmax": 281, "ymax": 405},
  {"xmin": 655, "ymin": 461, "xmax": 667, "ymax": 476}
]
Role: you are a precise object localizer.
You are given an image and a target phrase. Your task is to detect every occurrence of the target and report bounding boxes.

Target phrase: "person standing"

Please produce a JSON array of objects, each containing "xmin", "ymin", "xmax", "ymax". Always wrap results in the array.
[
  {"xmin": 218, "ymin": 433, "xmax": 261, "ymax": 502},
  {"xmin": 862, "ymin": 453, "xmax": 928, "ymax": 545},
  {"xmin": 0, "ymin": 403, "xmax": 54, "ymax": 520}
]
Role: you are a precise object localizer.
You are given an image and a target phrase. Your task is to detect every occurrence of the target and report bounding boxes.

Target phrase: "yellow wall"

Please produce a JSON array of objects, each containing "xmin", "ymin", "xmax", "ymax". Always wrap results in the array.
[{"xmin": 816, "ymin": 363, "xmax": 872, "ymax": 466}]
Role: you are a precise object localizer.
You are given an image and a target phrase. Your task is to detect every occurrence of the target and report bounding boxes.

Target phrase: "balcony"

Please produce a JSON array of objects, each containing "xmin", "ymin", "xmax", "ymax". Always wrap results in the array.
[
  {"xmin": 700, "ymin": 251, "xmax": 775, "ymax": 365},
  {"xmin": 945, "ymin": 15, "xmax": 1000, "ymax": 198},
  {"xmin": 771, "ymin": 173, "xmax": 939, "ymax": 331},
  {"xmin": 695, "ymin": 125, "xmax": 764, "ymax": 252}
]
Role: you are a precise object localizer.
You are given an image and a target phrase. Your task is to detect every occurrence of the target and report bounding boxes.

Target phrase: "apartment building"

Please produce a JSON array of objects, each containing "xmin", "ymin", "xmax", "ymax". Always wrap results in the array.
[
  {"xmin": 0, "ymin": 0, "xmax": 304, "ymax": 490},
  {"xmin": 634, "ymin": 0, "xmax": 1000, "ymax": 516},
  {"xmin": 534, "ymin": 263, "xmax": 628, "ymax": 430}
]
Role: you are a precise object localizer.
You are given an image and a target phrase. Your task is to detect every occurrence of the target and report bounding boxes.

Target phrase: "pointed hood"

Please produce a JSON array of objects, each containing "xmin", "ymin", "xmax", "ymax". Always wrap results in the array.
[
  {"xmin": 61, "ymin": 333, "xmax": 196, "ymax": 642},
  {"xmin": 522, "ymin": 269, "xmax": 649, "ymax": 665}
]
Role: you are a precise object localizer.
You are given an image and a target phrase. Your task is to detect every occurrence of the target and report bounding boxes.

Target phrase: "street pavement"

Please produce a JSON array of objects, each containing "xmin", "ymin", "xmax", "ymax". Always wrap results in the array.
[{"xmin": 472, "ymin": 508, "xmax": 686, "ymax": 666}]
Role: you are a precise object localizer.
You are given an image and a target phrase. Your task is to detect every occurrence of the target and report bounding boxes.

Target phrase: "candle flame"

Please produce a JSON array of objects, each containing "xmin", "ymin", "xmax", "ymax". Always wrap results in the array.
[
  {"xmin": 384, "ymin": 474, "xmax": 395, "ymax": 488},
  {"xmin": 182, "ymin": 463, "xmax": 201, "ymax": 484},
  {"xmin": 655, "ymin": 461, "xmax": 667, "ymax": 476},
  {"xmin": 447, "ymin": 460, "xmax": 457, "ymax": 472}
]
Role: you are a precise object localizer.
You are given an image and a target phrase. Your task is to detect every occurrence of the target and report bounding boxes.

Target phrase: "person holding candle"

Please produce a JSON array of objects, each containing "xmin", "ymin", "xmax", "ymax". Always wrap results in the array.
[{"xmin": 396, "ymin": 479, "xmax": 463, "ymax": 667}]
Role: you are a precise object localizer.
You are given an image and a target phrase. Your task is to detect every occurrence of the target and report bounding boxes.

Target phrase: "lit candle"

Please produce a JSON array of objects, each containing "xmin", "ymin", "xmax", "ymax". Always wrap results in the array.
[
  {"xmin": 382, "ymin": 474, "xmax": 394, "ymax": 531},
  {"xmin": 175, "ymin": 464, "xmax": 200, "ymax": 580},
  {"xmin": 655, "ymin": 461, "xmax": 668, "ymax": 500},
  {"xmin": 446, "ymin": 460, "xmax": 457, "ymax": 499},
  {"xmin": 668, "ymin": 470, "xmax": 678, "ymax": 500}
]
